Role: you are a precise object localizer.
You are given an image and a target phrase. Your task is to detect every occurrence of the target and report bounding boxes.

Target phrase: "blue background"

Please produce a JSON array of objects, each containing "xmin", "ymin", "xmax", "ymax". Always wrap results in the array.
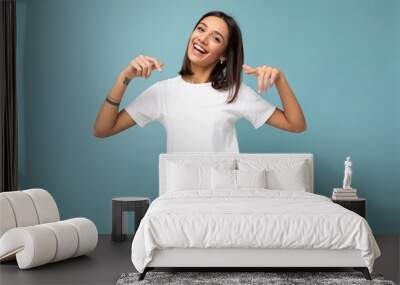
[{"xmin": 16, "ymin": 0, "xmax": 399, "ymax": 234}]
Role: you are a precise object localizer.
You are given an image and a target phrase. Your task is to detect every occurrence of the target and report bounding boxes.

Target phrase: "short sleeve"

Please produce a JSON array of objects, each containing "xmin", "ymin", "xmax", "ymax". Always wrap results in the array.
[
  {"xmin": 124, "ymin": 82, "xmax": 162, "ymax": 128},
  {"xmin": 241, "ymin": 84, "xmax": 277, "ymax": 129}
]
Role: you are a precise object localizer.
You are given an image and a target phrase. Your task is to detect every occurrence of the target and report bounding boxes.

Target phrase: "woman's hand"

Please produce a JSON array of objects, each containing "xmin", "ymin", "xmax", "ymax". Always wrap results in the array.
[
  {"xmin": 122, "ymin": 55, "xmax": 164, "ymax": 80},
  {"xmin": 242, "ymin": 64, "xmax": 283, "ymax": 94}
]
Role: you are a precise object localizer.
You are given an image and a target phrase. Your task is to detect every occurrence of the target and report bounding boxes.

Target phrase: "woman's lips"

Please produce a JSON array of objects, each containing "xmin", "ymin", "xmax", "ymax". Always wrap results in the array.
[
  {"xmin": 193, "ymin": 43, "xmax": 207, "ymax": 53},
  {"xmin": 191, "ymin": 42, "xmax": 208, "ymax": 57},
  {"xmin": 192, "ymin": 45, "xmax": 208, "ymax": 57}
]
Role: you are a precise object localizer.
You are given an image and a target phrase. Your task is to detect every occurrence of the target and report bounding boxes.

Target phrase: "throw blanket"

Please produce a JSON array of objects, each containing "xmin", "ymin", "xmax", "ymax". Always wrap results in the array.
[{"xmin": 131, "ymin": 189, "xmax": 381, "ymax": 273}]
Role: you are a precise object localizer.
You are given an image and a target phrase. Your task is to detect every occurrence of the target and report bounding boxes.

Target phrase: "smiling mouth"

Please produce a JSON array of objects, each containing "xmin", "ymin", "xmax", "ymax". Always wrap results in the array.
[{"xmin": 192, "ymin": 43, "xmax": 208, "ymax": 54}]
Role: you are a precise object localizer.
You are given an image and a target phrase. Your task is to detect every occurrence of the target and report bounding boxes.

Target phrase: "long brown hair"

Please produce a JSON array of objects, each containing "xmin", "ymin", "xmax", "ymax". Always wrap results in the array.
[{"xmin": 178, "ymin": 11, "xmax": 244, "ymax": 104}]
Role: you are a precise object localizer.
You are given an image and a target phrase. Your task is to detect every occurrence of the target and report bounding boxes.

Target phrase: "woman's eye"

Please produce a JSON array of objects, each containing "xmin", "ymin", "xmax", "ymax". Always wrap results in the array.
[{"xmin": 196, "ymin": 26, "xmax": 221, "ymax": 43}]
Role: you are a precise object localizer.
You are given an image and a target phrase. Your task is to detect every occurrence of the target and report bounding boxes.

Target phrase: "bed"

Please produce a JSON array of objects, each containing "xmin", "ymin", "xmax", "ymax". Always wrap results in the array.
[{"xmin": 130, "ymin": 152, "xmax": 381, "ymax": 281}]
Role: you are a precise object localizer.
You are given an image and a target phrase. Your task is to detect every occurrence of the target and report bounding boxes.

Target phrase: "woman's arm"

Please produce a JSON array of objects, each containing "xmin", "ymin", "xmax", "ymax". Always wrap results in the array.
[
  {"xmin": 92, "ymin": 72, "xmax": 137, "ymax": 138},
  {"xmin": 93, "ymin": 55, "xmax": 164, "ymax": 138},
  {"xmin": 242, "ymin": 64, "xmax": 307, "ymax": 133},
  {"xmin": 266, "ymin": 72, "xmax": 307, "ymax": 132}
]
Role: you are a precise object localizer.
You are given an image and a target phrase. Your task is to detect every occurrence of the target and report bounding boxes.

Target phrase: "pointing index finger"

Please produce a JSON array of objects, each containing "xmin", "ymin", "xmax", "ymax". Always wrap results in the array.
[
  {"xmin": 145, "ymin": 56, "xmax": 163, "ymax": 71},
  {"xmin": 242, "ymin": 64, "xmax": 257, "ymax": 74}
]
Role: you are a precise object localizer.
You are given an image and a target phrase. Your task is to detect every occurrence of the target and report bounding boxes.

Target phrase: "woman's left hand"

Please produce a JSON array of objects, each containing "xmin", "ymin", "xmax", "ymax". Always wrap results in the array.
[{"xmin": 242, "ymin": 64, "xmax": 283, "ymax": 94}]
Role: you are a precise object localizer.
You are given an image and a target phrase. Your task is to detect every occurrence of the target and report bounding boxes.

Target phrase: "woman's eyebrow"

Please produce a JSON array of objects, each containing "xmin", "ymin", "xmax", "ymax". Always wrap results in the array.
[{"xmin": 198, "ymin": 22, "xmax": 224, "ymax": 40}]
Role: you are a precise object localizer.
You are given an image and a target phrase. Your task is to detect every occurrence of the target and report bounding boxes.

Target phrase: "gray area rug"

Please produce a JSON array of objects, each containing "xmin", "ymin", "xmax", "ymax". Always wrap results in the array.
[{"xmin": 116, "ymin": 271, "xmax": 396, "ymax": 285}]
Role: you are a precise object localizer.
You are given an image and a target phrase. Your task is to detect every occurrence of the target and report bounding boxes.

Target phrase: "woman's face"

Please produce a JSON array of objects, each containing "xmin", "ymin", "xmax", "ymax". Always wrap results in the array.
[{"xmin": 187, "ymin": 16, "xmax": 229, "ymax": 68}]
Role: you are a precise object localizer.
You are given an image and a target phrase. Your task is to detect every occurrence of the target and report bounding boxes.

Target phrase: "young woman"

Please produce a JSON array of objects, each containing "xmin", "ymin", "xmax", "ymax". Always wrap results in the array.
[{"xmin": 93, "ymin": 10, "xmax": 307, "ymax": 153}]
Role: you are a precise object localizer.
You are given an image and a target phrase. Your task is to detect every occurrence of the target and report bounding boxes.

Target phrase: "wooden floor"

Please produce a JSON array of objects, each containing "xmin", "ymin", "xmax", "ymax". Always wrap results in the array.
[{"xmin": 0, "ymin": 235, "xmax": 399, "ymax": 285}]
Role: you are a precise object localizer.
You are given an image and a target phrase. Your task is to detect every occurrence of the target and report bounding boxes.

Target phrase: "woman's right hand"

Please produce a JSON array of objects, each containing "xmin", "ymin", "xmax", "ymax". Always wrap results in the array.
[{"xmin": 122, "ymin": 55, "xmax": 164, "ymax": 80}]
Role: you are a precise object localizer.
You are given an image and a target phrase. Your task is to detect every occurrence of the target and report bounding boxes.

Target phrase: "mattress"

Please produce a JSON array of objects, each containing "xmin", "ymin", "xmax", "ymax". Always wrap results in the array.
[{"xmin": 131, "ymin": 189, "xmax": 381, "ymax": 273}]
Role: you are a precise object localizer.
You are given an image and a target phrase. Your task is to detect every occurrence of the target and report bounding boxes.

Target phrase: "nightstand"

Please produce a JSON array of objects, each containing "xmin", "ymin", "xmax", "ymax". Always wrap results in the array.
[
  {"xmin": 112, "ymin": 197, "xmax": 150, "ymax": 242},
  {"xmin": 331, "ymin": 198, "xmax": 366, "ymax": 218}
]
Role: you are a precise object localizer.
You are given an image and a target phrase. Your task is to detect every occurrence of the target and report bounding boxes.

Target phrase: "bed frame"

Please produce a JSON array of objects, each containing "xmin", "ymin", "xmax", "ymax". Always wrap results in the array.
[{"xmin": 138, "ymin": 152, "xmax": 371, "ymax": 281}]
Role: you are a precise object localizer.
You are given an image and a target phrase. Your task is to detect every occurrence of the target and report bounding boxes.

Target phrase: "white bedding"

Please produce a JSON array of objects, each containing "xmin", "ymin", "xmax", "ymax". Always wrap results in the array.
[{"xmin": 131, "ymin": 189, "xmax": 381, "ymax": 273}]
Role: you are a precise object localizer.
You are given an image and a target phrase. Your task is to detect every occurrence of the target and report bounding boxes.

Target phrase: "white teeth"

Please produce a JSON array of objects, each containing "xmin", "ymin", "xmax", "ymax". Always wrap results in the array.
[{"xmin": 194, "ymin": 43, "xmax": 207, "ymax": 53}]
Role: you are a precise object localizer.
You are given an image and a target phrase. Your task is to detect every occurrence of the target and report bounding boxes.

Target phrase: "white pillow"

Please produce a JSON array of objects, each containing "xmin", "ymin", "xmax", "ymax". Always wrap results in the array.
[
  {"xmin": 211, "ymin": 168, "xmax": 267, "ymax": 190},
  {"xmin": 237, "ymin": 159, "xmax": 310, "ymax": 191},
  {"xmin": 266, "ymin": 165, "xmax": 307, "ymax": 191},
  {"xmin": 211, "ymin": 168, "xmax": 236, "ymax": 189},
  {"xmin": 237, "ymin": 169, "xmax": 267, "ymax": 188},
  {"xmin": 166, "ymin": 159, "xmax": 236, "ymax": 192}
]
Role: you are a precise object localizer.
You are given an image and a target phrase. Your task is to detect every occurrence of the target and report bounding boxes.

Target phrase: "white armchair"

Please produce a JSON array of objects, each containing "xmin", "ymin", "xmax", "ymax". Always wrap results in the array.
[{"xmin": 0, "ymin": 188, "xmax": 98, "ymax": 269}]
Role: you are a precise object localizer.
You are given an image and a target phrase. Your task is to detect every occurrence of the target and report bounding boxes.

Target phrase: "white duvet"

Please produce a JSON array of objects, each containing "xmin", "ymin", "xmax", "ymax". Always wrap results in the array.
[{"xmin": 131, "ymin": 189, "xmax": 381, "ymax": 273}]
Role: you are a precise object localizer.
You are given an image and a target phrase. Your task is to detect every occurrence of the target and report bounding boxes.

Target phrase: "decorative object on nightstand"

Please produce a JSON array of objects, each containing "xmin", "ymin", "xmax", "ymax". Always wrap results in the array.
[
  {"xmin": 332, "ymin": 188, "xmax": 358, "ymax": 200},
  {"xmin": 112, "ymin": 197, "xmax": 150, "ymax": 242},
  {"xmin": 332, "ymin": 198, "xmax": 366, "ymax": 218},
  {"xmin": 342, "ymin": 156, "xmax": 352, "ymax": 190},
  {"xmin": 332, "ymin": 156, "xmax": 359, "ymax": 200}
]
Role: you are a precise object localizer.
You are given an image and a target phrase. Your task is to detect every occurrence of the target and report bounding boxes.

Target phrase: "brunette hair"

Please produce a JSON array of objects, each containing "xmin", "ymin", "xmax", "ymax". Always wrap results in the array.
[{"xmin": 178, "ymin": 11, "xmax": 244, "ymax": 104}]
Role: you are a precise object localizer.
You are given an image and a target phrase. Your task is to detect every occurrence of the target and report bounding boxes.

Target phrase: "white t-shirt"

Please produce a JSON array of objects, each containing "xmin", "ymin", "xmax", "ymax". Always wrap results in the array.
[{"xmin": 124, "ymin": 74, "xmax": 277, "ymax": 153}]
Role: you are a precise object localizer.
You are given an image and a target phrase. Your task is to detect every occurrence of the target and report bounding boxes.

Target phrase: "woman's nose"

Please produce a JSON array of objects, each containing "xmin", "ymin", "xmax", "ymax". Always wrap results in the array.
[{"xmin": 198, "ymin": 33, "xmax": 210, "ymax": 44}]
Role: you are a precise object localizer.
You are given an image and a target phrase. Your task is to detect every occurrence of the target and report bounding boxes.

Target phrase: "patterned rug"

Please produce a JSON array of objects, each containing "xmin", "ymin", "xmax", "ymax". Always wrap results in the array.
[{"xmin": 116, "ymin": 271, "xmax": 396, "ymax": 285}]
